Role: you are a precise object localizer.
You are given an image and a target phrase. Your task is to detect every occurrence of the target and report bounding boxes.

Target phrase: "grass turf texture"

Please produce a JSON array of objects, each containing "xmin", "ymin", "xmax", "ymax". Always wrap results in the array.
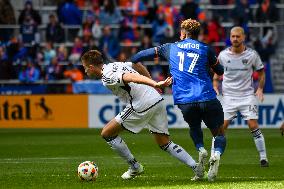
[{"xmin": 0, "ymin": 129, "xmax": 283, "ymax": 189}]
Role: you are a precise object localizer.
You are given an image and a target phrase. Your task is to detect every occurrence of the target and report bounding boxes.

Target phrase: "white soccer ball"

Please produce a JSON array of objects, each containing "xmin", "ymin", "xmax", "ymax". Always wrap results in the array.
[{"xmin": 77, "ymin": 161, "xmax": 99, "ymax": 181}]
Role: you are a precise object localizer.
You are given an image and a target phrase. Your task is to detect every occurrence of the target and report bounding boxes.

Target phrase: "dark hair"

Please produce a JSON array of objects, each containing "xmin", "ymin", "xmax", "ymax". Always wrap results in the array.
[{"xmin": 81, "ymin": 50, "xmax": 104, "ymax": 66}]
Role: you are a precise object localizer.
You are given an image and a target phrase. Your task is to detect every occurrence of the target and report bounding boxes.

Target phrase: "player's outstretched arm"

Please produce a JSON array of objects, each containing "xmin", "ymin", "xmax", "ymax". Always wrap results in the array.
[
  {"xmin": 130, "ymin": 48, "xmax": 157, "ymax": 63},
  {"xmin": 255, "ymin": 69, "xmax": 265, "ymax": 102},
  {"xmin": 132, "ymin": 63, "xmax": 152, "ymax": 79},
  {"xmin": 122, "ymin": 73, "xmax": 171, "ymax": 89}
]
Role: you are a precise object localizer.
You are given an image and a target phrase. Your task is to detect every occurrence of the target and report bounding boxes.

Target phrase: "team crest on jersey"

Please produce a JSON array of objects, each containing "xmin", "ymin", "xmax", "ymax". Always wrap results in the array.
[{"xmin": 242, "ymin": 59, "xmax": 249, "ymax": 65}]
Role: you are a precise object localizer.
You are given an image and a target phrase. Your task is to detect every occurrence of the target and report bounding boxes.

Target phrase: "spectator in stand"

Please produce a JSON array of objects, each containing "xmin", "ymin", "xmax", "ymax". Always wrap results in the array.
[
  {"xmin": 0, "ymin": 0, "xmax": 16, "ymax": 42},
  {"xmin": 46, "ymin": 14, "xmax": 65, "ymax": 43},
  {"xmin": 210, "ymin": 0, "xmax": 234, "ymax": 22},
  {"xmin": 99, "ymin": 0, "xmax": 123, "ymax": 25},
  {"xmin": 18, "ymin": 0, "xmax": 42, "ymax": 26},
  {"xmin": 207, "ymin": 15, "xmax": 225, "ymax": 54},
  {"xmin": 45, "ymin": 57, "xmax": 63, "ymax": 80},
  {"xmin": 99, "ymin": 25, "xmax": 121, "ymax": 60},
  {"xmin": 57, "ymin": 0, "xmax": 82, "ymax": 25},
  {"xmin": 63, "ymin": 63, "xmax": 84, "ymax": 93},
  {"xmin": 119, "ymin": 18, "xmax": 136, "ymax": 43},
  {"xmin": 0, "ymin": 46, "xmax": 16, "ymax": 79},
  {"xmin": 79, "ymin": 12, "xmax": 95, "ymax": 44},
  {"xmin": 18, "ymin": 58, "xmax": 40, "ymax": 83},
  {"xmin": 128, "ymin": 0, "xmax": 148, "ymax": 25},
  {"xmin": 138, "ymin": 35, "xmax": 153, "ymax": 51},
  {"xmin": 43, "ymin": 41, "xmax": 56, "ymax": 65},
  {"xmin": 152, "ymin": 12, "xmax": 169, "ymax": 45},
  {"xmin": 64, "ymin": 63, "xmax": 83, "ymax": 81},
  {"xmin": 180, "ymin": 0, "xmax": 199, "ymax": 20},
  {"xmin": 255, "ymin": 0, "xmax": 279, "ymax": 23},
  {"xmin": 156, "ymin": 0, "xmax": 179, "ymax": 30},
  {"xmin": 57, "ymin": 44, "xmax": 69, "ymax": 62},
  {"xmin": 6, "ymin": 37, "xmax": 29, "ymax": 63},
  {"xmin": 57, "ymin": 0, "xmax": 82, "ymax": 40},
  {"xmin": 69, "ymin": 37, "xmax": 83, "ymax": 63},
  {"xmin": 19, "ymin": 14, "xmax": 40, "ymax": 46},
  {"xmin": 231, "ymin": 0, "xmax": 254, "ymax": 24}
]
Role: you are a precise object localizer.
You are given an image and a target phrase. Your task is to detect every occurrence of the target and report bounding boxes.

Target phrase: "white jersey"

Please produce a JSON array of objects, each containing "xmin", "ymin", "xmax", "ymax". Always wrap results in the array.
[
  {"xmin": 102, "ymin": 62, "xmax": 163, "ymax": 112},
  {"xmin": 218, "ymin": 47, "xmax": 264, "ymax": 97}
]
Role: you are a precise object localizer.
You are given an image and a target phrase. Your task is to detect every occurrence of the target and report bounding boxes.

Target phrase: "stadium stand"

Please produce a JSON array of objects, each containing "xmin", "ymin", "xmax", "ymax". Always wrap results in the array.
[{"xmin": 0, "ymin": 0, "xmax": 284, "ymax": 94}]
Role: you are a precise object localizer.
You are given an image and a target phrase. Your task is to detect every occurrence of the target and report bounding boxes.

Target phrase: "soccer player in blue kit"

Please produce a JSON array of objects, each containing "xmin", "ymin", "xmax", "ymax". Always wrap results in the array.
[{"xmin": 130, "ymin": 19, "xmax": 226, "ymax": 181}]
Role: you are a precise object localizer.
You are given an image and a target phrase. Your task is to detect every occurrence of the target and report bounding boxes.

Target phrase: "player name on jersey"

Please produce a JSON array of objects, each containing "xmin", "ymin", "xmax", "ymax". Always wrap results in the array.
[{"xmin": 177, "ymin": 43, "xmax": 200, "ymax": 49}]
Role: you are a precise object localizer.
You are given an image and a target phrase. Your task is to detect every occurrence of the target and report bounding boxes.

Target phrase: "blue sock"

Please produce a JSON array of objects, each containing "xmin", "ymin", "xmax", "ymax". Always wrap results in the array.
[
  {"xmin": 214, "ymin": 135, "xmax": 226, "ymax": 155},
  {"xmin": 189, "ymin": 127, "xmax": 204, "ymax": 151}
]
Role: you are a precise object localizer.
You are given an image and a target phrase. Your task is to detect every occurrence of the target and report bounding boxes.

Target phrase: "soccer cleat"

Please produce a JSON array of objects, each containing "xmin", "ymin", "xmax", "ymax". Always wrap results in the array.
[
  {"xmin": 192, "ymin": 163, "xmax": 204, "ymax": 181},
  {"xmin": 207, "ymin": 154, "xmax": 220, "ymax": 182},
  {"xmin": 260, "ymin": 159, "xmax": 269, "ymax": 167},
  {"xmin": 198, "ymin": 149, "xmax": 208, "ymax": 169},
  {"xmin": 121, "ymin": 164, "xmax": 144, "ymax": 180}
]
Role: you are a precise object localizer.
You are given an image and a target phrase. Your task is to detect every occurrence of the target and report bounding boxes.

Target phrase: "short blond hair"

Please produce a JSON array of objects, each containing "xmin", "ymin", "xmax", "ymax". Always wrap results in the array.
[
  {"xmin": 180, "ymin": 19, "xmax": 201, "ymax": 39},
  {"xmin": 230, "ymin": 26, "xmax": 245, "ymax": 36}
]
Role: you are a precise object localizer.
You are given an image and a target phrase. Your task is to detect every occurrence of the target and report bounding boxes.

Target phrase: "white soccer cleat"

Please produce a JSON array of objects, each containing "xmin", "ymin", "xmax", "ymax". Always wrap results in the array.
[
  {"xmin": 199, "ymin": 149, "xmax": 208, "ymax": 169},
  {"xmin": 121, "ymin": 164, "xmax": 144, "ymax": 180},
  {"xmin": 192, "ymin": 162, "xmax": 204, "ymax": 180},
  {"xmin": 207, "ymin": 154, "xmax": 220, "ymax": 182}
]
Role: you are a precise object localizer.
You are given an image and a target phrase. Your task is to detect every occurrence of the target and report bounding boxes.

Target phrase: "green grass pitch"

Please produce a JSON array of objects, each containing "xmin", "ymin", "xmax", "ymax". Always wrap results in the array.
[{"xmin": 0, "ymin": 128, "xmax": 283, "ymax": 189}]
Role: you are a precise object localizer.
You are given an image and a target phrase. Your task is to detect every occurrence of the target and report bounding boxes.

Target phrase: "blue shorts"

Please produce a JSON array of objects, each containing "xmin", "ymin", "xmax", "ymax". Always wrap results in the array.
[{"xmin": 177, "ymin": 98, "xmax": 224, "ymax": 130}]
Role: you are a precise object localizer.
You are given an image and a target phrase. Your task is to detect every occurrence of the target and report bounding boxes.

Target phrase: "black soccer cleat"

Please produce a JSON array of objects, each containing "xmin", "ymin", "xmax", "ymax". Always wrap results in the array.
[{"xmin": 260, "ymin": 159, "xmax": 269, "ymax": 167}]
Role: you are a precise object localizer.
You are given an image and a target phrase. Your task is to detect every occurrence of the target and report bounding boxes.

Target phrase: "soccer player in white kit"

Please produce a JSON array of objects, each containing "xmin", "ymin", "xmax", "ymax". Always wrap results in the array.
[
  {"xmin": 81, "ymin": 50, "xmax": 204, "ymax": 180},
  {"xmin": 213, "ymin": 27, "xmax": 269, "ymax": 167}
]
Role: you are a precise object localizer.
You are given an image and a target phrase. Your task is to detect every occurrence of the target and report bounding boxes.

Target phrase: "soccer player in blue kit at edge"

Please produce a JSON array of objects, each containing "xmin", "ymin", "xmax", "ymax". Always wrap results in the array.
[{"xmin": 130, "ymin": 19, "xmax": 226, "ymax": 181}]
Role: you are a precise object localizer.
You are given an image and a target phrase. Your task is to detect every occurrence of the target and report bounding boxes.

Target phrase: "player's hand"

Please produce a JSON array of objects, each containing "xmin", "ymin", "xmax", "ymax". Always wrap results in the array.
[
  {"xmin": 255, "ymin": 88, "xmax": 264, "ymax": 102},
  {"xmin": 214, "ymin": 86, "xmax": 219, "ymax": 95},
  {"xmin": 155, "ymin": 77, "xmax": 172, "ymax": 88}
]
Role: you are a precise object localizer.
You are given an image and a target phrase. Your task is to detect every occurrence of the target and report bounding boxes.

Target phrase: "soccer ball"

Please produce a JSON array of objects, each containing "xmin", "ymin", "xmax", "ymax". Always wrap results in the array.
[{"xmin": 77, "ymin": 161, "xmax": 99, "ymax": 181}]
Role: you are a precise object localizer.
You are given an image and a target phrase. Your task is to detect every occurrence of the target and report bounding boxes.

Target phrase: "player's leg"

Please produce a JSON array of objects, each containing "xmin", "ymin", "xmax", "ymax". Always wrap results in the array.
[
  {"xmin": 202, "ymin": 99, "xmax": 226, "ymax": 181},
  {"xmin": 247, "ymin": 119, "xmax": 269, "ymax": 167},
  {"xmin": 240, "ymin": 96, "xmax": 268, "ymax": 167},
  {"xmin": 177, "ymin": 103, "xmax": 206, "ymax": 180},
  {"xmin": 177, "ymin": 104, "xmax": 205, "ymax": 152},
  {"xmin": 148, "ymin": 102, "xmax": 204, "ymax": 179},
  {"xmin": 101, "ymin": 107, "xmax": 144, "ymax": 179},
  {"xmin": 210, "ymin": 120, "xmax": 230, "ymax": 159}
]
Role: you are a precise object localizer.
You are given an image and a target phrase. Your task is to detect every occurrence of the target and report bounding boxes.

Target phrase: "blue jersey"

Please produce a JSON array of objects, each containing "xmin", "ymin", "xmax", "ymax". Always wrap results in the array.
[{"xmin": 131, "ymin": 38, "xmax": 222, "ymax": 104}]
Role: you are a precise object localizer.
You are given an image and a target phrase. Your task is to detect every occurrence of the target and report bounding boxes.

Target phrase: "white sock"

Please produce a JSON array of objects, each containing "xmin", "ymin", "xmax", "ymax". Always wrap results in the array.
[
  {"xmin": 211, "ymin": 137, "xmax": 215, "ymax": 159},
  {"xmin": 251, "ymin": 129, "xmax": 267, "ymax": 160},
  {"xmin": 107, "ymin": 136, "xmax": 140, "ymax": 169},
  {"xmin": 162, "ymin": 141, "xmax": 196, "ymax": 169}
]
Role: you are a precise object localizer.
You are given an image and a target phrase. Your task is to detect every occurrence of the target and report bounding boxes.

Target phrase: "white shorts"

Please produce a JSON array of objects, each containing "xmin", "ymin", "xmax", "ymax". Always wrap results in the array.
[
  {"xmin": 115, "ymin": 100, "xmax": 169, "ymax": 135},
  {"xmin": 223, "ymin": 95, "xmax": 259, "ymax": 121}
]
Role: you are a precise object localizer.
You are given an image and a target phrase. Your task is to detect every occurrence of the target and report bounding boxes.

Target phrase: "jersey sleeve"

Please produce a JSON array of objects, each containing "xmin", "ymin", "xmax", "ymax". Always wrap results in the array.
[
  {"xmin": 208, "ymin": 47, "xmax": 224, "ymax": 75},
  {"xmin": 102, "ymin": 67, "xmax": 125, "ymax": 87},
  {"xmin": 207, "ymin": 47, "xmax": 218, "ymax": 66},
  {"xmin": 130, "ymin": 43, "xmax": 171, "ymax": 63},
  {"xmin": 253, "ymin": 52, "xmax": 264, "ymax": 71}
]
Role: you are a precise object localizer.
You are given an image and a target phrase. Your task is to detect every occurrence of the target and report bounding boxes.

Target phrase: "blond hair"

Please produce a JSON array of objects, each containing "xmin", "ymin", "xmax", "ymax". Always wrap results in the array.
[
  {"xmin": 230, "ymin": 26, "xmax": 245, "ymax": 36},
  {"xmin": 180, "ymin": 19, "xmax": 201, "ymax": 39}
]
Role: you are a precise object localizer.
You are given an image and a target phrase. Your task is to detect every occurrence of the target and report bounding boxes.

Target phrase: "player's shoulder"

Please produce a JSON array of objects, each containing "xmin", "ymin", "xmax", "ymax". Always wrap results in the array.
[
  {"xmin": 245, "ymin": 47, "xmax": 260, "ymax": 57},
  {"xmin": 219, "ymin": 47, "xmax": 231, "ymax": 57}
]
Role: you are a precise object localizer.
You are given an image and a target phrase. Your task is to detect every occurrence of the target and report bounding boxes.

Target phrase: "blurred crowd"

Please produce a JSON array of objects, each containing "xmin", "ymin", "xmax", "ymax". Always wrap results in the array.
[{"xmin": 0, "ymin": 0, "xmax": 280, "ymax": 88}]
